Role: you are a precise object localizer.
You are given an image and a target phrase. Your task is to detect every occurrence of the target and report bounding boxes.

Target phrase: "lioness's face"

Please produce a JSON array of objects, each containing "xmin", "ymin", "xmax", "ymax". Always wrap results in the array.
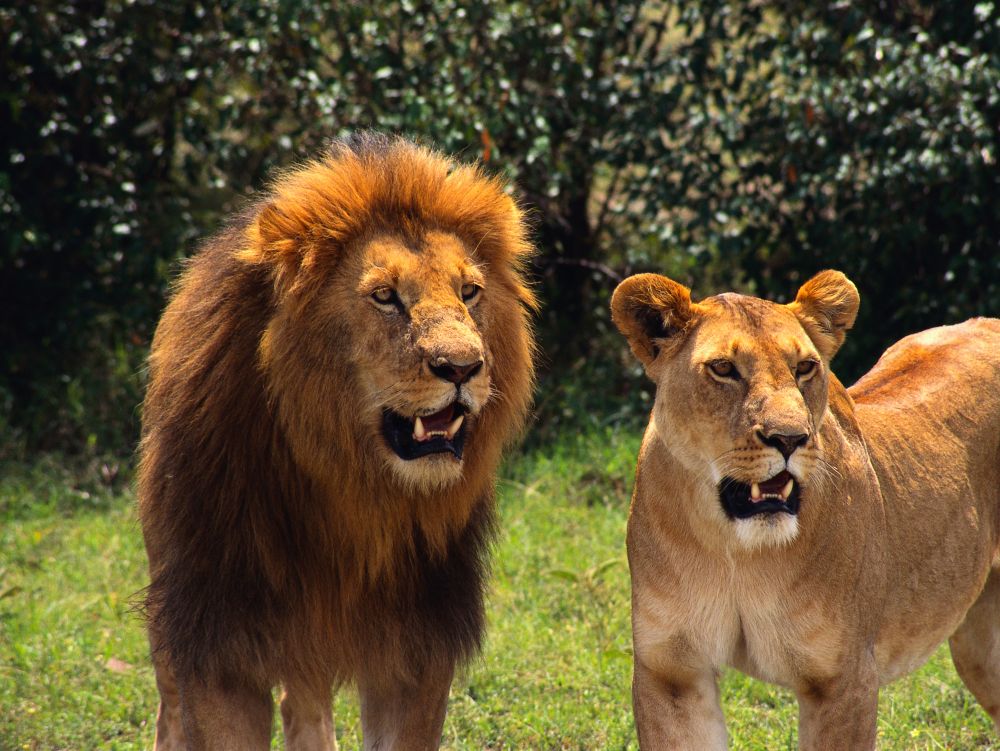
[
  {"xmin": 338, "ymin": 230, "xmax": 493, "ymax": 490},
  {"xmin": 655, "ymin": 298, "xmax": 830, "ymax": 547},
  {"xmin": 612, "ymin": 271, "xmax": 860, "ymax": 549}
]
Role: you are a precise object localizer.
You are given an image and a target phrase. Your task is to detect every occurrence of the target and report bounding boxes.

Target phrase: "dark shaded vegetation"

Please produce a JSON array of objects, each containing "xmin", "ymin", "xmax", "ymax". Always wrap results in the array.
[{"xmin": 2, "ymin": 0, "xmax": 998, "ymax": 456}]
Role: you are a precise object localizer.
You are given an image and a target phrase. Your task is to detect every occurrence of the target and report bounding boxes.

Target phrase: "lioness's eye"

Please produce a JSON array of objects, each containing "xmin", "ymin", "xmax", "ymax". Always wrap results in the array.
[
  {"xmin": 708, "ymin": 360, "xmax": 740, "ymax": 380},
  {"xmin": 371, "ymin": 287, "xmax": 400, "ymax": 307},
  {"xmin": 461, "ymin": 283, "xmax": 481, "ymax": 303},
  {"xmin": 796, "ymin": 360, "xmax": 818, "ymax": 378}
]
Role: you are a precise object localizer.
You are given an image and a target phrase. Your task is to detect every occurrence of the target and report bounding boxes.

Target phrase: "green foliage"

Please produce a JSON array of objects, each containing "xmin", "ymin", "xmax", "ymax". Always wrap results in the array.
[
  {"xmin": 1, "ymin": 2, "xmax": 217, "ymax": 450},
  {"xmin": 669, "ymin": 2, "xmax": 1000, "ymax": 382},
  {"xmin": 3, "ymin": 1, "xmax": 998, "ymax": 452},
  {"xmin": 2, "ymin": 432, "xmax": 997, "ymax": 748}
]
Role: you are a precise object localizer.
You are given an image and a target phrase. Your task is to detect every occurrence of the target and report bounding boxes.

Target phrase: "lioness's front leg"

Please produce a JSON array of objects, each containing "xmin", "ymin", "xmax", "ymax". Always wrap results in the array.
[
  {"xmin": 632, "ymin": 656, "xmax": 727, "ymax": 750},
  {"xmin": 358, "ymin": 659, "xmax": 454, "ymax": 751},
  {"xmin": 795, "ymin": 662, "xmax": 878, "ymax": 751}
]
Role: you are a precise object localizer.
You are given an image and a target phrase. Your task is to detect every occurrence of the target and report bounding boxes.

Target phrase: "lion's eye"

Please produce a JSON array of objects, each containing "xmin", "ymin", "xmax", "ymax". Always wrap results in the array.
[
  {"xmin": 708, "ymin": 360, "xmax": 740, "ymax": 380},
  {"xmin": 461, "ymin": 283, "xmax": 481, "ymax": 303},
  {"xmin": 371, "ymin": 287, "xmax": 400, "ymax": 307},
  {"xmin": 796, "ymin": 360, "xmax": 818, "ymax": 378}
]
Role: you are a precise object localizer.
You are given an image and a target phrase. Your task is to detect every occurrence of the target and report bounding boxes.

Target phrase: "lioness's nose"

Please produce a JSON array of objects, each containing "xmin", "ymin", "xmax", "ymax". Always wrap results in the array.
[
  {"xmin": 757, "ymin": 430, "xmax": 809, "ymax": 459},
  {"xmin": 429, "ymin": 357, "xmax": 483, "ymax": 385}
]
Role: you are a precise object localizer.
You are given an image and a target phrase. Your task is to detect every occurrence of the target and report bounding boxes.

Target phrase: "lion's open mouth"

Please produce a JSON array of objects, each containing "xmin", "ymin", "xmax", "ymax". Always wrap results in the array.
[
  {"xmin": 382, "ymin": 402, "xmax": 468, "ymax": 461},
  {"xmin": 719, "ymin": 470, "xmax": 801, "ymax": 519}
]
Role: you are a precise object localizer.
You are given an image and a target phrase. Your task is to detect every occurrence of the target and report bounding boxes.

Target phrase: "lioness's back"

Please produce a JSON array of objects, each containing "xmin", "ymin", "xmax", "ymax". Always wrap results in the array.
[
  {"xmin": 850, "ymin": 318, "xmax": 1000, "ymax": 411},
  {"xmin": 848, "ymin": 317, "xmax": 1000, "ymax": 503},
  {"xmin": 843, "ymin": 317, "xmax": 1000, "ymax": 686}
]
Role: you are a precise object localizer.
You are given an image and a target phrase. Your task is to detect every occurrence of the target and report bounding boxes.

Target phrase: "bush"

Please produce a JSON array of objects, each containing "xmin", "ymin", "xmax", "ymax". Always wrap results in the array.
[
  {"xmin": 3, "ymin": 0, "xmax": 997, "ymax": 453},
  {"xmin": 669, "ymin": 2, "xmax": 1000, "ymax": 382}
]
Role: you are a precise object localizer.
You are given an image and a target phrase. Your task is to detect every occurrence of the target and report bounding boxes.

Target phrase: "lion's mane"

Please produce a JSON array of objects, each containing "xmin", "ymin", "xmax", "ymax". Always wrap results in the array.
[{"xmin": 137, "ymin": 133, "xmax": 536, "ymax": 691}]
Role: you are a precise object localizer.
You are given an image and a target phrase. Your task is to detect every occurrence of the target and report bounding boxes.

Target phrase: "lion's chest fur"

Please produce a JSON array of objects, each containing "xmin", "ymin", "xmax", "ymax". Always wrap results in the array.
[
  {"xmin": 630, "ymin": 529, "xmax": 851, "ymax": 690},
  {"xmin": 628, "ymin": 410, "xmax": 895, "ymax": 692}
]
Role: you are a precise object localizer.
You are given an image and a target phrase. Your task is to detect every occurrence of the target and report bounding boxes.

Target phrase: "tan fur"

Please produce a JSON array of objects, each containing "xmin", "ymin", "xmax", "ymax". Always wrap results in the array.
[
  {"xmin": 612, "ymin": 269, "xmax": 1000, "ymax": 749},
  {"xmin": 138, "ymin": 134, "xmax": 536, "ymax": 750}
]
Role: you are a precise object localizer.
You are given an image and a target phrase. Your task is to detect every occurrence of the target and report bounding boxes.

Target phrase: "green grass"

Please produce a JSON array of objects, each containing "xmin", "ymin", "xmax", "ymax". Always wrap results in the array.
[{"xmin": 0, "ymin": 430, "xmax": 996, "ymax": 749}]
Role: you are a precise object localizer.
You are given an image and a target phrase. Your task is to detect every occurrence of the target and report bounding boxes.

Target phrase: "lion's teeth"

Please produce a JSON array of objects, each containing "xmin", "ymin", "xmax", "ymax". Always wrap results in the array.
[
  {"xmin": 414, "ymin": 416, "xmax": 427, "ymax": 441},
  {"xmin": 445, "ymin": 414, "xmax": 464, "ymax": 440},
  {"xmin": 781, "ymin": 478, "xmax": 794, "ymax": 499},
  {"xmin": 750, "ymin": 482, "xmax": 762, "ymax": 501}
]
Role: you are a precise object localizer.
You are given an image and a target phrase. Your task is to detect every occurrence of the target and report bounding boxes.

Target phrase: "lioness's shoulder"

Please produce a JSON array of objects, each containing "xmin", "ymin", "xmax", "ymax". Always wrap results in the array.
[{"xmin": 851, "ymin": 318, "xmax": 1000, "ymax": 404}]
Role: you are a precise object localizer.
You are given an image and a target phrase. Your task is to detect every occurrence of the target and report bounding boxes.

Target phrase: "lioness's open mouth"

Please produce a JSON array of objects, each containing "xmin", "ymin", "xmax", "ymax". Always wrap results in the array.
[
  {"xmin": 382, "ymin": 402, "xmax": 468, "ymax": 460},
  {"xmin": 719, "ymin": 470, "xmax": 801, "ymax": 519}
]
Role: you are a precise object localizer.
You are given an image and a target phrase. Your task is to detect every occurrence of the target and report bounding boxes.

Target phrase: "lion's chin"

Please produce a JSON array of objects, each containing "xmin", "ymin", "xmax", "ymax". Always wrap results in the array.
[
  {"xmin": 717, "ymin": 470, "xmax": 803, "ymax": 550},
  {"xmin": 731, "ymin": 513, "xmax": 800, "ymax": 550},
  {"xmin": 384, "ymin": 451, "xmax": 466, "ymax": 494},
  {"xmin": 378, "ymin": 401, "xmax": 479, "ymax": 493}
]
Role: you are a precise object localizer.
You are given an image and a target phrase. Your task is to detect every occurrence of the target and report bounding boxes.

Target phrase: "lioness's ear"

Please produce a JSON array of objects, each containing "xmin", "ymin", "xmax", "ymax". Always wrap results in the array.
[
  {"xmin": 611, "ymin": 273, "xmax": 697, "ymax": 368},
  {"xmin": 788, "ymin": 270, "xmax": 860, "ymax": 361}
]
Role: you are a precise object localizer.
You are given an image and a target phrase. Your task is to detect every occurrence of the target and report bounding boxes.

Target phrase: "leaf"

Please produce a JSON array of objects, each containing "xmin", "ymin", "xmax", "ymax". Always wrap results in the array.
[
  {"xmin": 602, "ymin": 647, "xmax": 633, "ymax": 661},
  {"xmin": 0, "ymin": 585, "xmax": 22, "ymax": 601},
  {"xmin": 104, "ymin": 657, "xmax": 134, "ymax": 674},
  {"xmin": 589, "ymin": 557, "xmax": 624, "ymax": 581},
  {"xmin": 548, "ymin": 569, "xmax": 580, "ymax": 583}
]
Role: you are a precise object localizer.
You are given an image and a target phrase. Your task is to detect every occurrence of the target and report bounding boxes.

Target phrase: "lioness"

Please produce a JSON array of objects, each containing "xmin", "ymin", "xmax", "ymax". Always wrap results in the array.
[
  {"xmin": 138, "ymin": 134, "xmax": 536, "ymax": 750},
  {"xmin": 611, "ymin": 269, "xmax": 1000, "ymax": 749}
]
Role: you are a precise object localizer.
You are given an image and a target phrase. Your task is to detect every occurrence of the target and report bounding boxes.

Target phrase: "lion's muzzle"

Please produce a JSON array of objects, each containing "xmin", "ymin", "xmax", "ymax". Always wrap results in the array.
[
  {"xmin": 428, "ymin": 357, "xmax": 483, "ymax": 385},
  {"xmin": 382, "ymin": 402, "xmax": 469, "ymax": 460},
  {"xmin": 719, "ymin": 469, "xmax": 801, "ymax": 519},
  {"xmin": 757, "ymin": 429, "xmax": 809, "ymax": 459}
]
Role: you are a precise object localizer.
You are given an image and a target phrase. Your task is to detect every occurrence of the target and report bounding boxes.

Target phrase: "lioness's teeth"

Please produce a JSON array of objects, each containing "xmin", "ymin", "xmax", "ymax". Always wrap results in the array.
[
  {"xmin": 781, "ymin": 478, "xmax": 794, "ymax": 499},
  {"xmin": 414, "ymin": 416, "xmax": 427, "ymax": 441},
  {"xmin": 750, "ymin": 482, "xmax": 762, "ymax": 501},
  {"xmin": 445, "ymin": 414, "xmax": 465, "ymax": 440}
]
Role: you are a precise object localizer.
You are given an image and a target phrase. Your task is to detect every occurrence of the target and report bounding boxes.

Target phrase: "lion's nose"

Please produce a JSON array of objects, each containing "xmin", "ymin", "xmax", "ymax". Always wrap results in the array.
[
  {"xmin": 757, "ymin": 430, "xmax": 809, "ymax": 459},
  {"xmin": 429, "ymin": 357, "xmax": 484, "ymax": 385}
]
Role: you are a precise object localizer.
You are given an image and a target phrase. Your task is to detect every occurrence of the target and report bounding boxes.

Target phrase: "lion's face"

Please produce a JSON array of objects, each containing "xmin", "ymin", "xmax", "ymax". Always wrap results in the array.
[
  {"xmin": 259, "ymin": 228, "xmax": 517, "ymax": 494},
  {"xmin": 339, "ymin": 231, "xmax": 494, "ymax": 489},
  {"xmin": 612, "ymin": 271, "xmax": 859, "ymax": 549},
  {"xmin": 240, "ymin": 138, "xmax": 535, "ymax": 500}
]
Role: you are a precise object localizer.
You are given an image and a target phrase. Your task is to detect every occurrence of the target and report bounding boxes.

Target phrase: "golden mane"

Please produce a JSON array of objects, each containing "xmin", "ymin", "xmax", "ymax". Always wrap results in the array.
[{"xmin": 239, "ymin": 132, "xmax": 537, "ymax": 309}]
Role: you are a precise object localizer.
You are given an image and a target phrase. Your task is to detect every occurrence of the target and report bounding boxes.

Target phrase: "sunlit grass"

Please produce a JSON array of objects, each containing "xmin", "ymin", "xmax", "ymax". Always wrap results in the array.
[{"xmin": 1, "ymin": 429, "xmax": 995, "ymax": 748}]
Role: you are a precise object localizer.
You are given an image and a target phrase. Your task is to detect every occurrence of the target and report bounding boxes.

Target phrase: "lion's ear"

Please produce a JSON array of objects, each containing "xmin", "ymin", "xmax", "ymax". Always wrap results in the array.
[
  {"xmin": 788, "ymin": 270, "xmax": 860, "ymax": 361},
  {"xmin": 241, "ymin": 203, "xmax": 303, "ymax": 261},
  {"xmin": 239, "ymin": 202, "xmax": 313, "ymax": 293},
  {"xmin": 611, "ymin": 273, "xmax": 697, "ymax": 369}
]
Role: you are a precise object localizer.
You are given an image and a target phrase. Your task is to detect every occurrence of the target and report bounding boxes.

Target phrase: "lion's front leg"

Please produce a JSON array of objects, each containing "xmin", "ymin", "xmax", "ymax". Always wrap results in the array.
[
  {"xmin": 795, "ymin": 663, "xmax": 878, "ymax": 751},
  {"xmin": 358, "ymin": 660, "xmax": 454, "ymax": 751},
  {"xmin": 175, "ymin": 674, "xmax": 274, "ymax": 751},
  {"xmin": 280, "ymin": 680, "xmax": 337, "ymax": 751},
  {"xmin": 632, "ymin": 656, "xmax": 728, "ymax": 751},
  {"xmin": 150, "ymin": 627, "xmax": 273, "ymax": 751},
  {"xmin": 150, "ymin": 647, "xmax": 186, "ymax": 751}
]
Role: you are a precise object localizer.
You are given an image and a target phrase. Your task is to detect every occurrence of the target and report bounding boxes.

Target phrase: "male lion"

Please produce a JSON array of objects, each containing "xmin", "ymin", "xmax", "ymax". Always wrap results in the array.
[
  {"xmin": 138, "ymin": 134, "xmax": 536, "ymax": 750},
  {"xmin": 611, "ymin": 270, "xmax": 1000, "ymax": 750}
]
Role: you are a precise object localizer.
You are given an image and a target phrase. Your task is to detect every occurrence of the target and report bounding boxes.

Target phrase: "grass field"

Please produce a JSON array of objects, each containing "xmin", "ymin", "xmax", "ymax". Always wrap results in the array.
[{"xmin": 1, "ymin": 428, "xmax": 996, "ymax": 749}]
